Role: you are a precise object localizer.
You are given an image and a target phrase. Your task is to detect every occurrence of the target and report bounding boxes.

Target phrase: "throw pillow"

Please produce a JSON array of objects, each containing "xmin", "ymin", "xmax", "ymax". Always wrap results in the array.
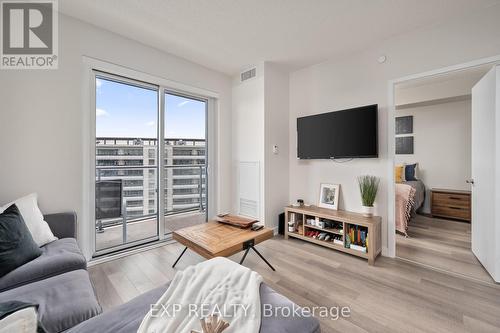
[
  {"xmin": 0, "ymin": 193, "xmax": 57, "ymax": 247},
  {"xmin": 394, "ymin": 165, "xmax": 405, "ymax": 183},
  {"xmin": 0, "ymin": 301, "xmax": 46, "ymax": 333},
  {"xmin": 405, "ymin": 163, "xmax": 419, "ymax": 181},
  {"xmin": 0, "ymin": 205, "xmax": 42, "ymax": 278}
]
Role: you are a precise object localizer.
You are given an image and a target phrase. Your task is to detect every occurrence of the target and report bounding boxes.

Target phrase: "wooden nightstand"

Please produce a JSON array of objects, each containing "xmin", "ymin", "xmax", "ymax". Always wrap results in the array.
[{"xmin": 431, "ymin": 188, "xmax": 471, "ymax": 222}]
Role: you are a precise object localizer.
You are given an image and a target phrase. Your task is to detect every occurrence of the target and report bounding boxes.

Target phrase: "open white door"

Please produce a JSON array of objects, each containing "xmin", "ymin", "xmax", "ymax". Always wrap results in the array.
[{"xmin": 471, "ymin": 65, "xmax": 499, "ymax": 282}]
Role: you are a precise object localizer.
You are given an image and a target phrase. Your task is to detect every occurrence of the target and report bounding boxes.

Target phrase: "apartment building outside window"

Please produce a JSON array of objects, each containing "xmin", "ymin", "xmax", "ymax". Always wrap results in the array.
[{"xmin": 93, "ymin": 70, "xmax": 208, "ymax": 255}]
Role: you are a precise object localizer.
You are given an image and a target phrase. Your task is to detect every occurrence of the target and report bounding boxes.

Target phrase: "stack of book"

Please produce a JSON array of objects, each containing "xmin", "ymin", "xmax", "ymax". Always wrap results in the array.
[
  {"xmin": 288, "ymin": 213, "xmax": 304, "ymax": 233},
  {"xmin": 346, "ymin": 225, "xmax": 368, "ymax": 253}
]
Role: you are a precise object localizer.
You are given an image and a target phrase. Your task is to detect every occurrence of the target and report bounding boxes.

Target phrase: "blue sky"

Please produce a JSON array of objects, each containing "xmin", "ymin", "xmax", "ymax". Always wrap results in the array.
[{"xmin": 96, "ymin": 77, "xmax": 206, "ymax": 139}]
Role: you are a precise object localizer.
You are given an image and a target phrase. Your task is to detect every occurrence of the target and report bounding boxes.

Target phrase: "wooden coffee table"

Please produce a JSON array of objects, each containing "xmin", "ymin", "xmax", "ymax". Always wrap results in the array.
[{"xmin": 172, "ymin": 221, "xmax": 275, "ymax": 271}]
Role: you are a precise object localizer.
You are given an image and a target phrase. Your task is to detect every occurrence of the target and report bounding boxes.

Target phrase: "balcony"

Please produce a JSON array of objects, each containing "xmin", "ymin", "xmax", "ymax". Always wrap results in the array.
[
  {"xmin": 95, "ymin": 164, "xmax": 207, "ymax": 253},
  {"xmin": 95, "ymin": 211, "xmax": 206, "ymax": 251}
]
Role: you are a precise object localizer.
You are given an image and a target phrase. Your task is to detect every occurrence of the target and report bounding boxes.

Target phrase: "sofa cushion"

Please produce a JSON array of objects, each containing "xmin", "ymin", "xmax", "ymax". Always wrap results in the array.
[
  {"xmin": 0, "ymin": 238, "xmax": 86, "ymax": 292},
  {"xmin": 0, "ymin": 205, "xmax": 42, "ymax": 278},
  {"xmin": 0, "ymin": 270, "xmax": 102, "ymax": 333},
  {"xmin": 43, "ymin": 212, "xmax": 77, "ymax": 239},
  {"xmin": 0, "ymin": 193, "xmax": 57, "ymax": 247}
]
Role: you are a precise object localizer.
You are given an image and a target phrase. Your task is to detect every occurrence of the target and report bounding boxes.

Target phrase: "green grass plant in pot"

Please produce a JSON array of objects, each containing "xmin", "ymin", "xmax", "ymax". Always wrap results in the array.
[{"xmin": 358, "ymin": 175, "xmax": 379, "ymax": 217}]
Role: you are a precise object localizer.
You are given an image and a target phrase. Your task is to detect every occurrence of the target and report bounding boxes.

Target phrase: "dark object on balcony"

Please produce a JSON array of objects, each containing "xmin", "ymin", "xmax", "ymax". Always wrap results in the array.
[
  {"xmin": 278, "ymin": 212, "xmax": 285, "ymax": 235},
  {"xmin": 95, "ymin": 180, "xmax": 123, "ymax": 220},
  {"xmin": 95, "ymin": 180, "xmax": 123, "ymax": 233}
]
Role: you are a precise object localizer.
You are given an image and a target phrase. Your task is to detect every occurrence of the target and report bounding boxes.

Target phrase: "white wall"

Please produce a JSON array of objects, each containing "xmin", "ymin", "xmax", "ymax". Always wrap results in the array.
[
  {"xmin": 289, "ymin": 4, "xmax": 500, "ymax": 255},
  {"xmin": 0, "ymin": 14, "xmax": 232, "ymax": 258},
  {"xmin": 395, "ymin": 100, "xmax": 471, "ymax": 213},
  {"xmin": 264, "ymin": 63, "xmax": 290, "ymax": 229},
  {"xmin": 231, "ymin": 65, "xmax": 265, "ymax": 221},
  {"xmin": 231, "ymin": 63, "xmax": 290, "ymax": 229}
]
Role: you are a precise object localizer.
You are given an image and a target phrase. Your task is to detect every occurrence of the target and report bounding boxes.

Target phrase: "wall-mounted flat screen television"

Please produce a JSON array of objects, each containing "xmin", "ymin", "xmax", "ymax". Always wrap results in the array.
[{"xmin": 297, "ymin": 104, "xmax": 378, "ymax": 159}]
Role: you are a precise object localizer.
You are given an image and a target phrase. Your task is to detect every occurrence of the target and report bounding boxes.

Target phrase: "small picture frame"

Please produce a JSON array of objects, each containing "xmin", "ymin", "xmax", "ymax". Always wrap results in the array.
[
  {"xmin": 318, "ymin": 183, "xmax": 340, "ymax": 210},
  {"xmin": 396, "ymin": 136, "xmax": 414, "ymax": 154},
  {"xmin": 396, "ymin": 116, "xmax": 413, "ymax": 135}
]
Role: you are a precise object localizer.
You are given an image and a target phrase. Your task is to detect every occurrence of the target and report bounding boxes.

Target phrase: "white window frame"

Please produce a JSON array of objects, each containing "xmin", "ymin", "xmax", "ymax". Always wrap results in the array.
[{"xmin": 82, "ymin": 56, "xmax": 218, "ymax": 259}]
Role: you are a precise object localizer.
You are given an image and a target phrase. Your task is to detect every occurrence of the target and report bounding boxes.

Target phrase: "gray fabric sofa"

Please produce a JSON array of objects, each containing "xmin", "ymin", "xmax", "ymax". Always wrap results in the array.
[
  {"xmin": 1, "ymin": 212, "xmax": 320, "ymax": 332},
  {"xmin": 0, "ymin": 212, "xmax": 101, "ymax": 332},
  {"xmin": 68, "ymin": 283, "xmax": 321, "ymax": 333}
]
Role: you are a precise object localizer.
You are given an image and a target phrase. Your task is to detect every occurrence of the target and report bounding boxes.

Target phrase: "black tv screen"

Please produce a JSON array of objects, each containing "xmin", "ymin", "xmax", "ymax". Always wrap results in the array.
[{"xmin": 297, "ymin": 104, "xmax": 378, "ymax": 159}]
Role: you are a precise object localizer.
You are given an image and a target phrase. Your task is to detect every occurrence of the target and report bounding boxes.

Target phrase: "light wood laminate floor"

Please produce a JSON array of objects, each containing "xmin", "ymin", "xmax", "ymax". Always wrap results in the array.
[
  {"xmin": 396, "ymin": 214, "xmax": 492, "ymax": 283},
  {"xmin": 89, "ymin": 236, "xmax": 500, "ymax": 333}
]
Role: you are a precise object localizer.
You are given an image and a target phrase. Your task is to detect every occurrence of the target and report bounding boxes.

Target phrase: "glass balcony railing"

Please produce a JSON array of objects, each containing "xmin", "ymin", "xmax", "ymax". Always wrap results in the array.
[{"xmin": 94, "ymin": 165, "xmax": 207, "ymax": 252}]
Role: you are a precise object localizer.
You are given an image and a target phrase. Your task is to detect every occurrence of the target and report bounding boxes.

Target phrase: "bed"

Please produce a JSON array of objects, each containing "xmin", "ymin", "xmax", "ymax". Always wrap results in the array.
[
  {"xmin": 67, "ymin": 282, "xmax": 321, "ymax": 333},
  {"xmin": 395, "ymin": 180, "xmax": 425, "ymax": 235},
  {"xmin": 403, "ymin": 180, "xmax": 425, "ymax": 213}
]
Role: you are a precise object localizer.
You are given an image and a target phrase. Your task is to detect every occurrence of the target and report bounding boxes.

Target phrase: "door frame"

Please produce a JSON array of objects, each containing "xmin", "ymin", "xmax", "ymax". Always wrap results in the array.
[
  {"xmin": 82, "ymin": 56, "xmax": 219, "ymax": 259},
  {"xmin": 386, "ymin": 54, "xmax": 500, "ymax": 258}
]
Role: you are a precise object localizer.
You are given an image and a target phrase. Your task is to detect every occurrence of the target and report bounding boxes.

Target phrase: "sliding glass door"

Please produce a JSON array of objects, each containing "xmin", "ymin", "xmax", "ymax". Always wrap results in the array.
[
  {"xmin": 164, "ymin": 92, "xmax": 208, "ymax": 234},
  {"xmin": 94, "ymin": 74, "xmax": 159, "ymax": 253},
  {"xmin": 93, "ymin": 72, "xmax": 208, "ymax": 256}
]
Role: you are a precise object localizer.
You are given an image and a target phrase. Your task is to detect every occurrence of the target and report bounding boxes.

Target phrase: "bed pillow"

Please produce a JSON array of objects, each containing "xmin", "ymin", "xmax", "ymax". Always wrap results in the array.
[
  {"xmin": 405, "ymin": 163, "xmax": 419, "ymax": 181},
  {"xmin": 394, "ymin": 165, "xmax": 405, "ymax": 183},
  {"xmin": 0, "ymin": 205, "xmax": 42, "ymax": 278},
  {"xmin": 0, "ymin": 194, "xmax": 57, "ymax": 247}
]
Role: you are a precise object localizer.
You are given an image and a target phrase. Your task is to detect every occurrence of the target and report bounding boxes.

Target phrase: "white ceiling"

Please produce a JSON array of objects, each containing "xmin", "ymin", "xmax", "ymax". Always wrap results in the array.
[{"xmin": 59, "ymin": 0, "xmax": 500, "ymax": 75}]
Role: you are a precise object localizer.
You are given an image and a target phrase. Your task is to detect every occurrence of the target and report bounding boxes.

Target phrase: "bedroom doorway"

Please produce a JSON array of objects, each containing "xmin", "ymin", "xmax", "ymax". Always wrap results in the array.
[{"xmin": 391, "ymin": 63, "xmax": 499, "ymax": 283}]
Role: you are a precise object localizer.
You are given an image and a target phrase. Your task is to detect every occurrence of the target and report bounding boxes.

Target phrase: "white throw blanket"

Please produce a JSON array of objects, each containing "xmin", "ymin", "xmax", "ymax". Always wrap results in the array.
[{"xmin": 138, "ymin": 257, "xmax": 263, "ymax": 333}]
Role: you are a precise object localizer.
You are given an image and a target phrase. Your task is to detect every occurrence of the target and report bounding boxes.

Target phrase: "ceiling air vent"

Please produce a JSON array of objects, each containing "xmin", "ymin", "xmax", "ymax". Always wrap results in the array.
[{"xmin": 240, "ymin": 68, "xmax": 256, "ymax": 82}]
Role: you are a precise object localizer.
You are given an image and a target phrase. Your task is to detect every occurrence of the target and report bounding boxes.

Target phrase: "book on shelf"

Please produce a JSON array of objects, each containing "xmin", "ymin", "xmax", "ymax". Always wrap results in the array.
[
  {"xmin": 345, "ymin": 225, "xmax": 368, "ymax": 252},
  {"xmin": 350, "ymin": 244, "xmax": 367, "ymax": 253}
]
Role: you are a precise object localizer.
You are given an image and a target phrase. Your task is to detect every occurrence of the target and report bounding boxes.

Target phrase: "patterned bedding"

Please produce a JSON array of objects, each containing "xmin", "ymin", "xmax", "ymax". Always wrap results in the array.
[
  {"xmin": 396, "ymin": 184, "xmax": 416, "ymax": 235},
  {"xmin": 403, "ymin": 180, "xmax": 425, "ymax": 212}
]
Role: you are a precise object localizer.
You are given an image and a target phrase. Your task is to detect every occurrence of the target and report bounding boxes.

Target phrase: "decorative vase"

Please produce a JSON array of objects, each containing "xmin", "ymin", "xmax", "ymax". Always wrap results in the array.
[{"xmin": 361, "ymin": 205, "xmax": 374, "ymax": 217}]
